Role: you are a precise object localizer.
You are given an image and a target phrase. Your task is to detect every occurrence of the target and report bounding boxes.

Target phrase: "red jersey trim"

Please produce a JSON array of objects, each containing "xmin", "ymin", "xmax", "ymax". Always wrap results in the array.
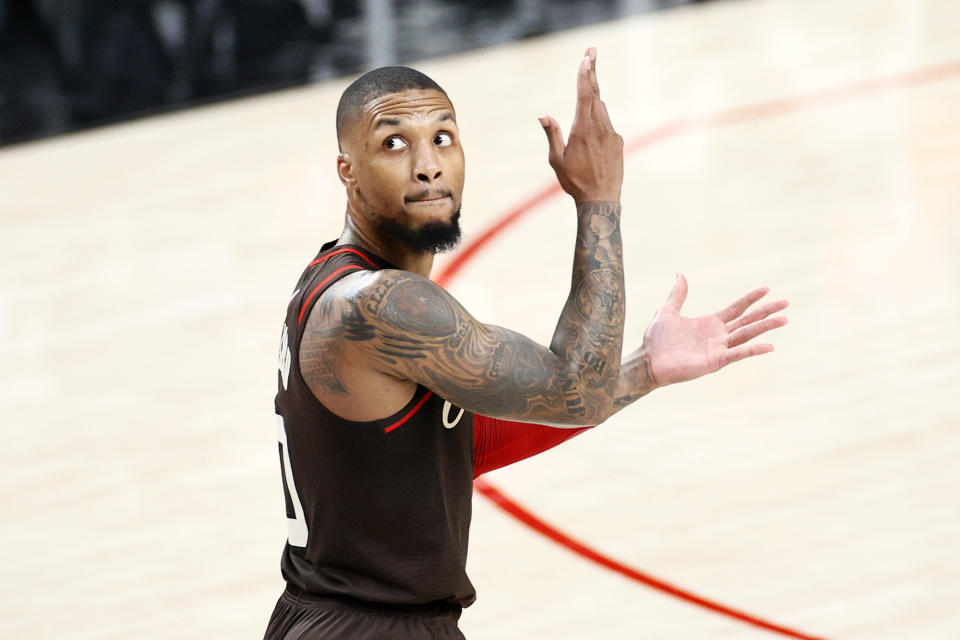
[
  {"xmin": 309, "ymin": 247, "xmax": 379, "ymax": 270},
  {"xmin": 297, "ymin": 264, "xmax": 366, "ymax": 326},
  {"xmin": 384, "ymin": 390, "xmax": 434, "ymax": 433}
]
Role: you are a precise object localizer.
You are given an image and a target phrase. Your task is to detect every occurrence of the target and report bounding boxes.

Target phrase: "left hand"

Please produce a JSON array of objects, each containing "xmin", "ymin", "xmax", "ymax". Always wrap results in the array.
[
  {"xmin": 539, "ymin": 47, "xmax": 624, "ymax": 207},
  {"xmin": 641, "ymin": 274, "xmax": 788, "ymax": 387}
]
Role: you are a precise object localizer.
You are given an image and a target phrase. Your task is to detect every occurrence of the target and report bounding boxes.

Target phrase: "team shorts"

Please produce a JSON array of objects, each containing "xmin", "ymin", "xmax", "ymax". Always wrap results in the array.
[{"xmin": 263, "ymin": 585, "xmax": 466, "ymax": 640}]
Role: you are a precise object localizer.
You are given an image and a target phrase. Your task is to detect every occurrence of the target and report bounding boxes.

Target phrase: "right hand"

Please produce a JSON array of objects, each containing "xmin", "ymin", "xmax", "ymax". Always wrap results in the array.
[
  {"xmin": 641, "ymin": 275, "xmax": 788, "ymax": 387},
  {"xmin": 539, "ymin": 47, "xmax": 624, "ymax": 206}
]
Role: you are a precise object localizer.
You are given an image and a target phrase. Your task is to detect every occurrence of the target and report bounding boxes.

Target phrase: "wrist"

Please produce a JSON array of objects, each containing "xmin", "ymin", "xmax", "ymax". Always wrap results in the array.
[
  {"xmin": 575, "ymin": 197, "xmax": 621, "ymax": 210},
  {"xmin": 629, "ymin": 347, "xmax": 659, "ymax": 392},
  {"xmin": 574, "ymin": 200, "xmax": 622, "ymax": 229}
]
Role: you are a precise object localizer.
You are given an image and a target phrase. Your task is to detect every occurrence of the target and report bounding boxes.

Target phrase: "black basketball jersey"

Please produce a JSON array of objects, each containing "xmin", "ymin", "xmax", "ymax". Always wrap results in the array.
[{"xmin": 274, "ymin": 240, "xmax": 477, "ymax": 608}]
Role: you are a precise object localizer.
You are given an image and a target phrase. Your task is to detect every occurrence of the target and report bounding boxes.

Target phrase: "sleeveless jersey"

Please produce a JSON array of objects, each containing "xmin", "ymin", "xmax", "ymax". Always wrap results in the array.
[{"xmin": 274, "ymin": 240, "xmax": 477, "ymax": 608}]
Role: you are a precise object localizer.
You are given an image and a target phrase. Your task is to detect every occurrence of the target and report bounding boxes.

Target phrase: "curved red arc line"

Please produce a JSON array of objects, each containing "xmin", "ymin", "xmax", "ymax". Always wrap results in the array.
[
  {"xmin": 437, "ymin": 183, "xmax": 563, "ymax": 286},
  {"xmin": 474, "ymin": 478, "xmax": 826, "ymax": 640},
  {"xmin": 433, "ymin": 56, "xmax": 960, "ymax": 637},
  {"xmin": 438, "ymin": 57, "xmax": 960, "ymax": 289}
]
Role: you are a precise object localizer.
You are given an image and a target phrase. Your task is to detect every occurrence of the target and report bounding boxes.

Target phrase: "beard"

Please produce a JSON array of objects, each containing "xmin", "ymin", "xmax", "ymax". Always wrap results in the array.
[{"xmin": 375, "ymin": 208, "xmax": 462, "ymax": 255}]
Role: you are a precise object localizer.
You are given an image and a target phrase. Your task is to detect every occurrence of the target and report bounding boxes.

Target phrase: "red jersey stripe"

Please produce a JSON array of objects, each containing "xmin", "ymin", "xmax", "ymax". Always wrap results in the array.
[
  {"xmin": 297, "ymin": 264, "xmax": 366, "ymax": 326},
  {"xmin": 309, "ymin": 248, "xmax": 379, "ymax": 270},
  {"xmin": 384, "ymin": 390, "xmax": 434, "ymax": 434}
]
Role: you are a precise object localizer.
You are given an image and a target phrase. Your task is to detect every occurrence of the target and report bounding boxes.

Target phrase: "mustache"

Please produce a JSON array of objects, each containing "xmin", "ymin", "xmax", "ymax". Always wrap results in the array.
[{"xmin": 405, "ymin": 189, "xmax": 452, "ymax": 202}]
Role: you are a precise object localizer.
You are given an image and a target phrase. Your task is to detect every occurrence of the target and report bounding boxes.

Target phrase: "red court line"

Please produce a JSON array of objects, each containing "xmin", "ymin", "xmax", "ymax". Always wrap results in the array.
[
  {"xmin": 436, "ymin": 182, "xmax": 563, "ymax": 286},
  {"xmin": 437, "ymin": 57, "xmax": 960, "ymax": 289},
  {"xmin": 435, "ymin": 57, "xmax": 960, "ymax": 637},
  {"xmin": 474, "ymin": 478, "xmax": 826, "ymax": 640}
]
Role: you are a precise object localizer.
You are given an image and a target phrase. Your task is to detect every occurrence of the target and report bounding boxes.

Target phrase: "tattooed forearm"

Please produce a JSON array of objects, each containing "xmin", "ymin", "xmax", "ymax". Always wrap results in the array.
[
  {"xmin": 301, "ymin": 270, "xmax": 579, "ymax": 422},
  {"xmin": 299, "ymin": 200, "xmax": 626, "ymax": 425},
  {"xmin": 549, "ymin": 200, "xmax": 625, "ymax": 418},
  {"xmin": 334, "ymin": 201, "xmax": 628, "ymax": 424}
]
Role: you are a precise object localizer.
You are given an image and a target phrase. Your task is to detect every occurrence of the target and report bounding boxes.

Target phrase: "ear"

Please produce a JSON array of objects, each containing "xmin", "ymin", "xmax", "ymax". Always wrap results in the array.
[{"xmin": 337, "ymin": 153, "xmax": 356, "ymax": 188}]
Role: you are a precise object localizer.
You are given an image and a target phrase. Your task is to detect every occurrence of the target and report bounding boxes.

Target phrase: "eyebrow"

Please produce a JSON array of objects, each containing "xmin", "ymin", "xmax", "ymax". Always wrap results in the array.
[
  {"xmin": 373, "ymin": 117, "xmax": 402, "ymax": 130},
  {"xmin": 373, "ymin": 112, "xmax": 454, "ymax": 130}
]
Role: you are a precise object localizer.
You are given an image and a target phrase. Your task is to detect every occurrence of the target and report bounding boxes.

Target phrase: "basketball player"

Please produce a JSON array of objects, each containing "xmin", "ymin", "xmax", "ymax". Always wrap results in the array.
[{"xmin": 265, "ymin": 48, "xmax": 787, "ymax": 639}]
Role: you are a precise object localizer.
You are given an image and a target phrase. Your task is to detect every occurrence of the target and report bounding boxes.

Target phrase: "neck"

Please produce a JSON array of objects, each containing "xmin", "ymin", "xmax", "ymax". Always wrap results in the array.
[{"xmin": 337, "ymin": 208, "xmax": 435, "ymax": 278}]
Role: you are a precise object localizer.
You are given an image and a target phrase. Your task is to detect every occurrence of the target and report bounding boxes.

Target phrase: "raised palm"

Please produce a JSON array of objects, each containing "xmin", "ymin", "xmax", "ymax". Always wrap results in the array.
[{"xmin": 642, "ymin": 275, "xmax": 788, "ymax": 386}]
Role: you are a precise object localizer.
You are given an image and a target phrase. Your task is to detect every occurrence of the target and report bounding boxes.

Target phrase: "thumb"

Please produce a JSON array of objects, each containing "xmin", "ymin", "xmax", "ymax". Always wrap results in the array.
[
  {"xmin": 538, "ymin": 115, "xmax": 565, "ymax": 167},
  {"xmin": 664, "ymin": 273, "xmax": 688, "ymax": 311}
]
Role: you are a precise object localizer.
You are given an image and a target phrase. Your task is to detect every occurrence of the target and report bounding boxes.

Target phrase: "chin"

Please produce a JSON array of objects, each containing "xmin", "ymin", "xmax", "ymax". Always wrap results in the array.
[{"xmin": 378, "ymin": 207, "xmax": 462, "ymax": 255}]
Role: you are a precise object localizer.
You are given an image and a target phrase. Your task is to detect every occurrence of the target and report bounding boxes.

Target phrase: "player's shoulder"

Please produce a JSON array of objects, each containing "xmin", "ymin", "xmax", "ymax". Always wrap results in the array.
[
  {"xmin": 326, "ymin": 268, "xmax": 460, "ymax": 337},
  {"xmin": 313, "ymin": 268, "xmax": 440, "ymax": 318},
  {"xmin": 327, "ymin": 267, "xmax": 431, "ymax": 305}
]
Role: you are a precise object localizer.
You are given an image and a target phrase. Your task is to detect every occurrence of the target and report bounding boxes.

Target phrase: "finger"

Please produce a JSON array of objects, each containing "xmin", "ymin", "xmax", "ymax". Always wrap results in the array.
[
  {"xmin": 726, "ymin": 315, "xmax": 788, "ymax": 348},
  {"xmin": 725, "ymin": 299, "xmax": 789, "ymax": 332},
  {"xmin": 663, "ymin": 273, "xmax": 688, "ymax": 312},
  {"xmin": 715, "ymin": 287, "xmax": 769, "ymax": 323},
  {"xmin": 586, "ymin": 46, "xmax": 600, "ymax": 97},
  {"xmin": 594, "ymin": 98, "xmax": 614, "ymax": 132},
  {"xmin": 538, "ymin": 116, "xmax": 566, "ymax": 167},
  {"xmin": 574, "ymin": 55, "xmax": 595, "ymax": 124},
  {"xmin": 720, "ymin": 343, "xmax": 774, "ymax": 368}
]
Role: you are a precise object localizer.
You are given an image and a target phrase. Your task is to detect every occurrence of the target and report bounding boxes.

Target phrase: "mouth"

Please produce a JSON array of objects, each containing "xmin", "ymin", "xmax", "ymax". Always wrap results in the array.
[{"xmin": 405, "ymin": 191, "xmax": 452, "ymax": 204}]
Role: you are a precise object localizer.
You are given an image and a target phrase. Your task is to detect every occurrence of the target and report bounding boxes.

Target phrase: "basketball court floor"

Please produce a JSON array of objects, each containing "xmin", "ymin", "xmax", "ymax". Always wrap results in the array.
[{"xmin": 2, "ymin": 0, "xmax": 958, "ymax": 637}]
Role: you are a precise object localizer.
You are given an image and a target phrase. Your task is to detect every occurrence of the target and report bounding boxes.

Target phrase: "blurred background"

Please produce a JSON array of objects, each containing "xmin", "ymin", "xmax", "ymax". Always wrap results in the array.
[{"xmin": 0, "ymin": 0, "xmax": 706, "ymax": 146}]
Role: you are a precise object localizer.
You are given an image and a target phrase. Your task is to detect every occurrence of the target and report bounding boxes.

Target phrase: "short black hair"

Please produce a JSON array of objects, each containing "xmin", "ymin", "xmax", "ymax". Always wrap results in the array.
[{"xmin": 336, "ymin": 66, "xmax": 448, "ymax": 150}]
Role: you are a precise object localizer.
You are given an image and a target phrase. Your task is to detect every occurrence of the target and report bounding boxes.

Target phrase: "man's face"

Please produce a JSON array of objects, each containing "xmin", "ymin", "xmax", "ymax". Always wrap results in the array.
[{"xmin": 340, "ymin": 89, "xmax": 465, "ymax": 254}]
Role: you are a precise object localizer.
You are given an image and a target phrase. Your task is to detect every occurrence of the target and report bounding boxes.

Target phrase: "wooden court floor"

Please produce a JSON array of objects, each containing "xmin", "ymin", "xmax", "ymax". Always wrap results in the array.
[{"xmin": 2, "ymin": 0, "xmax": 958, "ymax": 637}]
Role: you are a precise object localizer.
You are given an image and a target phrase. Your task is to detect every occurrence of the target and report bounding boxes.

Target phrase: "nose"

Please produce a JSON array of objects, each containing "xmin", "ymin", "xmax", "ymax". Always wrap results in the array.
[{"xmin": 413, "ymin": 141, "xmax": 442, "ymax": 183}]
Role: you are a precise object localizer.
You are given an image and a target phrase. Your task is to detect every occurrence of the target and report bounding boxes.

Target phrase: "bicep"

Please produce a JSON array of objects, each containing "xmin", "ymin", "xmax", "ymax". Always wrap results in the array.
[{"xmin": 351, "ymin": 271, "xmax": 587, "ymax": 424}]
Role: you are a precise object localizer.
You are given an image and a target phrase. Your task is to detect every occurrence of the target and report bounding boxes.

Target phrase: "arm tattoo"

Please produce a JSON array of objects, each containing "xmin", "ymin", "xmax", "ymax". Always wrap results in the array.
[
  {"xmin": 549, "ymin": 200, "xmax": 625, "ymax": 417},
  {"xmin": 299, "ymin": 295, "xmax": 351, "ymax": 394},
  {"xmin": 300, "ymin": 200, "xmax": 625, "ymax": 424},
  {"xmin": 353, "ymin": 275, "xmax": 566, "ymax": 418}
]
